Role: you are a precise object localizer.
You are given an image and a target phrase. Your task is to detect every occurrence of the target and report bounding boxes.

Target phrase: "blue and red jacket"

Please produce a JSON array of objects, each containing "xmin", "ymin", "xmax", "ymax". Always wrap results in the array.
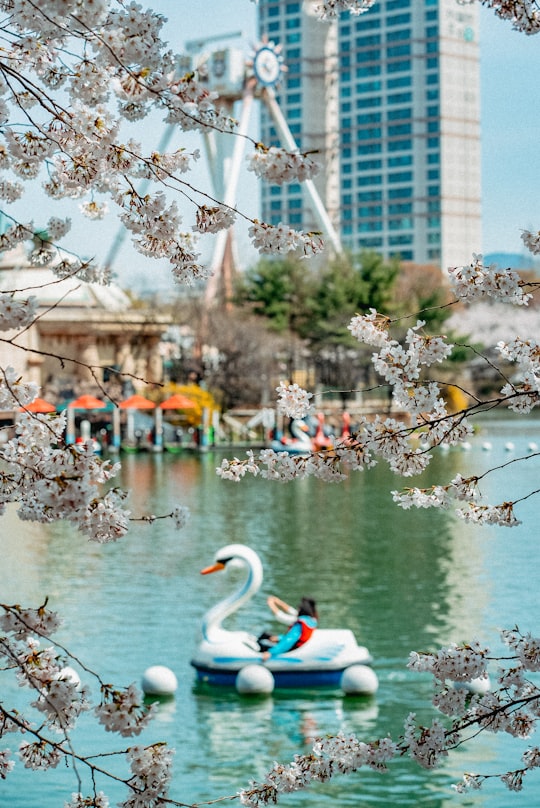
[{"xmin": 267, "ymin": 616, "xmax": 317, "ymax": 658}]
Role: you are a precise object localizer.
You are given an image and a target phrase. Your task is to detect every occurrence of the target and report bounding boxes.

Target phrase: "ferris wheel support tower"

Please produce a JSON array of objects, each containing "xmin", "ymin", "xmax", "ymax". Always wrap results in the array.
[{"xmin": 189, "ymin": 38, "xmax": 342, "ymax": 309}]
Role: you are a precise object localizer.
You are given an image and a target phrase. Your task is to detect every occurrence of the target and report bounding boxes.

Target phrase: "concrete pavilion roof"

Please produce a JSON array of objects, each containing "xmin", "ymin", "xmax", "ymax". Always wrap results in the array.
[{"xmin": 0, "ymin": 244, "xmax": 131, "ymax": 312}]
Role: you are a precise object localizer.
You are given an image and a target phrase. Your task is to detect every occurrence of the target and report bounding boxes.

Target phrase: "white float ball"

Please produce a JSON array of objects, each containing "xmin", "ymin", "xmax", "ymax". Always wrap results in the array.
[
  {"xmin": 236, "ymin": 664, "xmax": 275, "ymax": 695},
  {"xmin": 141, "ymin": 665, "xmax": 178, "ymax": 697},
  {"xmin": 341, "ymin": 665, "xmax": 379, "ymax": 696},
  {"xmin": 482, "ymin": 441, "xmax": 492, "ymax": 451},
  {"xmin": 455, "ymin": 676, "xmax": 491, "ymax": 695},
  {"xmin": 58, "ymin": 666, "xmax": 81, "ymax": 688}
]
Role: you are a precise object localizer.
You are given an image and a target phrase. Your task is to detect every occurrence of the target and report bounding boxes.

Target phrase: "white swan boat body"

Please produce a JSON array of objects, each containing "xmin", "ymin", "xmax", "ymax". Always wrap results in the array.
[
  {"xmin": 191, "ymin": 544, "xmax": 373, "ymax": 689},
  {"xmin": 270, "ymin": 419, "xmax": 313, "ymax": 455}
]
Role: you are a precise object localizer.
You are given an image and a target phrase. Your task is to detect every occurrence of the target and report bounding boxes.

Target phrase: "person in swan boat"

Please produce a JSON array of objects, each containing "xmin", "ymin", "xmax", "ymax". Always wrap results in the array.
[{"xmin": 259, "ymin": 596, "xmax": 318, "ymax": 660}]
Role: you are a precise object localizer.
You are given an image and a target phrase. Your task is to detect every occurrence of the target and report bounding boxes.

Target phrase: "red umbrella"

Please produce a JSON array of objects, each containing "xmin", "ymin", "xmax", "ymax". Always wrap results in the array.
[
  {"xmin": 159, "ymin": 394, "xmax": 196, "ymax": 410},
  {"xmin": 20, "ymin": 397, "xmax": 56, "ymax": 413},
  {"xmin": 69, "ymin": 394, "xmax": 107, "ymax": 410},
  {"xmin": 119, "ymin": 394, "xmax": 156, "ymax": 410}
]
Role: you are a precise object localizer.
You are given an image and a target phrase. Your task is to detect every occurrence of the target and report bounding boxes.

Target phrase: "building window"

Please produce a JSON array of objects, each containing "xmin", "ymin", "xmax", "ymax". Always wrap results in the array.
[
  {"xmin": 387, "ymin": 59, "xmax": 411, "ymax": 73},
  {"xmin": 358, "ymin": 126, "xmax": 382, "ymax": 140},
  {"xmin": 388, "ymin": 202, "xmax": 413, "ymax": 214},
  {"xmin": 358, "ymin": 174, "xmax": 382, "ymax": 185},
  {"xmin": 388, "ymin": 187, "xmax": 413, "ymax": 198},
  {"xmin": 388, "ymin": 123, "xmax": 412, "ymax": 137},
  {"xmin": 357, "ymin": 158, "xmax": 383, "ymax": 169},
  {"xmin": 388, "ymin": 170, "xmax": 413, "ymax": 183},
  {"xmin": 387, "ymin": 138, "xmax": 412, "ymax": 151},
  {"xmin": 389, "ymin": 234, "xmax": 413, "ymax": 245},
  {"xmin": 387, "ymin": 13, "xmax": 411, "ymax": 25},
  {"xmin": 387, "ymin": 75, "xmax": 412, "ymax": 88},
  {"xmin": 388, "ymin": 91, "xmax": 412, "ymax": 104},
  {"xmin": 356, "ymin": 64, "xmax": 381, "ymax": 77},
  {"xmin": 359, "ymin": 221, "xmax": 383, "ymax": 232},
  {"xmin": 388, "ymin": 154, "xmax": 413, "ymax": 167},
  {"xmin": 355, "ymin": 80, "xmax": 382, "ymax": 93},
  {"xmin": 387, "ymin": 107, "xmax": 412, "ymax": 120},
  {"xmin": 387, "ymin": 0, "xmax": 410, "ymax": 9},
  {"xmin": 387, "ymin": 44, "xmax": 411, "ymax": 58},
  {"xmin": 355, "ymin": 34, "xmax": 381, "ymax": 47},
  {"xmin": 357, "ymin": 49, "xmax": 381, "ymax": 63},
  {"xmin": 357, "ymin": 111, "xmax": 382, "ymax": 124},
  {"xmin": 358, "ymin": 190, "xmax": 383, "ymax": 201},
  {"xmin": 357, "ymin": 95, "xmax": 382, "ymax": 107}
]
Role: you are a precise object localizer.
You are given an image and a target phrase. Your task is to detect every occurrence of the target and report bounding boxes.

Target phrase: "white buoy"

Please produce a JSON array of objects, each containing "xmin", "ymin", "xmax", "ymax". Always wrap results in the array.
[
  {"xmin": 527, "ymin": 442, "xmax": 538, "ymax": 452},
  {"xmin": 340, "ymin": 665, "xmax": 379, "ymax": 696},
  {"xmin": 504, "ymin": 441, "xmax": 515, "ymax": 451},
  {"xmin": 482, "ymin": 441, "xmax": 492, "ymax": 451},
  {"xmin": 460, "ymin": 441, "xmax": 472, "ymax": 451},
  {"xmin": 141, "ymin": 665, "xmax": 178, "ymax": 697},
  {"xmin": 454, "ymin": 675, "xmax": 490, "ymax": 695},
  {"xmin": 57, "ymin": 666, "xmax": 81, "ymax": 688},
  {"xmin": 235, "ymin": 664, "xmax": 275, "ymax": 695}
]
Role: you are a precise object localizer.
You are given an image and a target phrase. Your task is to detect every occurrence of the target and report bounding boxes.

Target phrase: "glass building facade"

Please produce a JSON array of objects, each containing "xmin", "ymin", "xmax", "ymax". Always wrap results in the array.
[{"xmin": 257, "ymin": 0, "xmax": 481, "ymax": 268}]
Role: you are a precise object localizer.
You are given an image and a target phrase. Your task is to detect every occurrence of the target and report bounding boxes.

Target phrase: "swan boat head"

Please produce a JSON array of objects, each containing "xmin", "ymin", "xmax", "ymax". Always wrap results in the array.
[{"xmin": 199, "ymin": 543, "xmax": 263, "ymax": 646}]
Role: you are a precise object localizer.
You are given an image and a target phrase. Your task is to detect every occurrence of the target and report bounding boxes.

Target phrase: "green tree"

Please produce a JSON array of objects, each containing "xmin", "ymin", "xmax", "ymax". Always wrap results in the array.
[
  {"xmin": 234, "ymin": 256, "xmax": 317, "ymax": 334},
  {"xmin": 308, "ymin": 250, "xmax": 399, "ymax": 345}
]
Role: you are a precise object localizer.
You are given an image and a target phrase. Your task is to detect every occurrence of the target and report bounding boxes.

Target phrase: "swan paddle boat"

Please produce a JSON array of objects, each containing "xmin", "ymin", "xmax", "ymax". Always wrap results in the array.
[
  {"xmin": 191, "ymin": 544, "xmax": 376, "ymax": 692},
  {"xmin": 271, "ymin": 419, "xmax": 313, "ymax": 454}
]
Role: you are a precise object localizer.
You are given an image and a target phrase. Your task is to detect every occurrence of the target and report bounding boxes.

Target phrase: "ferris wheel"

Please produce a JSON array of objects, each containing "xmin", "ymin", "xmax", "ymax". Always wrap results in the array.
[
  {"xmin": 184, "ymin": 33, "xmax": 342, "ymax": 306},
  {"xmin": 104, "ymin": 33, "xmax": 341, "ymax": 303}
]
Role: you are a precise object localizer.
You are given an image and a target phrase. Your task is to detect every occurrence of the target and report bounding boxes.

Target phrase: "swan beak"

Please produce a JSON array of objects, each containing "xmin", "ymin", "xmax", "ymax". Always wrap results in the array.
[{"xmin": 200, "ymin": 561, "xmax": 225, "ymax": 575}]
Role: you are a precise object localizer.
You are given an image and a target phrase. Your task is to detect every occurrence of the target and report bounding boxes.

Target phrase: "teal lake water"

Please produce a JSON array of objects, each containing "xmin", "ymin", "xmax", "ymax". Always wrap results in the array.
[{"xmin": 2, "ymin": 415, "xmax": 540, "ymax": 807}]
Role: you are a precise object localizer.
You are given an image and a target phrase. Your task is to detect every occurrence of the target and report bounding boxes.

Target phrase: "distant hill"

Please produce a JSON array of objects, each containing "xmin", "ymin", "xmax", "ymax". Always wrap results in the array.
[{"xmin": 484, "ymin": 252, "xmax": 539, "ymax": 271}]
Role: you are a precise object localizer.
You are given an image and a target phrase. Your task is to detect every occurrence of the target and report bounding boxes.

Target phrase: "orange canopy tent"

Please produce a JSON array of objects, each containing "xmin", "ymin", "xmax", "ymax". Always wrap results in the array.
[
  {"xmin": 119, "ymin": 394, "xmax": 156, "ymax": 410},
  {"xmin": 159, "ymin": 394, "xmax": 196, "ymax": 410},
  {"xmin": 69, "ymin": 394, "xmax": 107, "ymax": 409},
  {"xmin": 20, "ymin": 397, "xmax": 56, "ymax": 413}
]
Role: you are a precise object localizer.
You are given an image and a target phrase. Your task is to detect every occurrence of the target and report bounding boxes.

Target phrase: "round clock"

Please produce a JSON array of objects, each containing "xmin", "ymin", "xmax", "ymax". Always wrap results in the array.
[{"xmin": 253, "ymin": 46, "xmax": 282, "ymax": 87}]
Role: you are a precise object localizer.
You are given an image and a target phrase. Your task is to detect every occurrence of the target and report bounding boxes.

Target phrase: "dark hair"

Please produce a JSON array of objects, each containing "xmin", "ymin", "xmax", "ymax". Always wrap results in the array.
[{"xmin": 298, "ymin": 597, "xmax": 318, "ymax": 619}]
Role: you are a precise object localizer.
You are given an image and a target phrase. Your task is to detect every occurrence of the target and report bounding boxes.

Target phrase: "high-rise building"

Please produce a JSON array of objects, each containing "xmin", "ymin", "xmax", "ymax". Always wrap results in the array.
[{"xmin": 257, "ymin": 0, "xmax": 481, "ymax": 269}]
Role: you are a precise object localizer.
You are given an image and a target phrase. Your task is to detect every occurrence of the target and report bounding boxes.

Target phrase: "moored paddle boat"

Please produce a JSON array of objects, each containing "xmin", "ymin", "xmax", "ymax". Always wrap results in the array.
[{"xmin": 191, "ymin": 544, "xmax": 376, "ymax": 692}]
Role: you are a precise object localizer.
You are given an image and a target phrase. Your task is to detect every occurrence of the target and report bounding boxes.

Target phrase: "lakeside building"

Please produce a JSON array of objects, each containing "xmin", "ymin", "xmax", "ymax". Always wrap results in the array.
[
  {"xmin": 257, "ymin": 0, "xmax": 481, "ymax": 269},
  {"xmin": 0, "ymin": 245, "xmax": 171, "ymax": 403}
]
